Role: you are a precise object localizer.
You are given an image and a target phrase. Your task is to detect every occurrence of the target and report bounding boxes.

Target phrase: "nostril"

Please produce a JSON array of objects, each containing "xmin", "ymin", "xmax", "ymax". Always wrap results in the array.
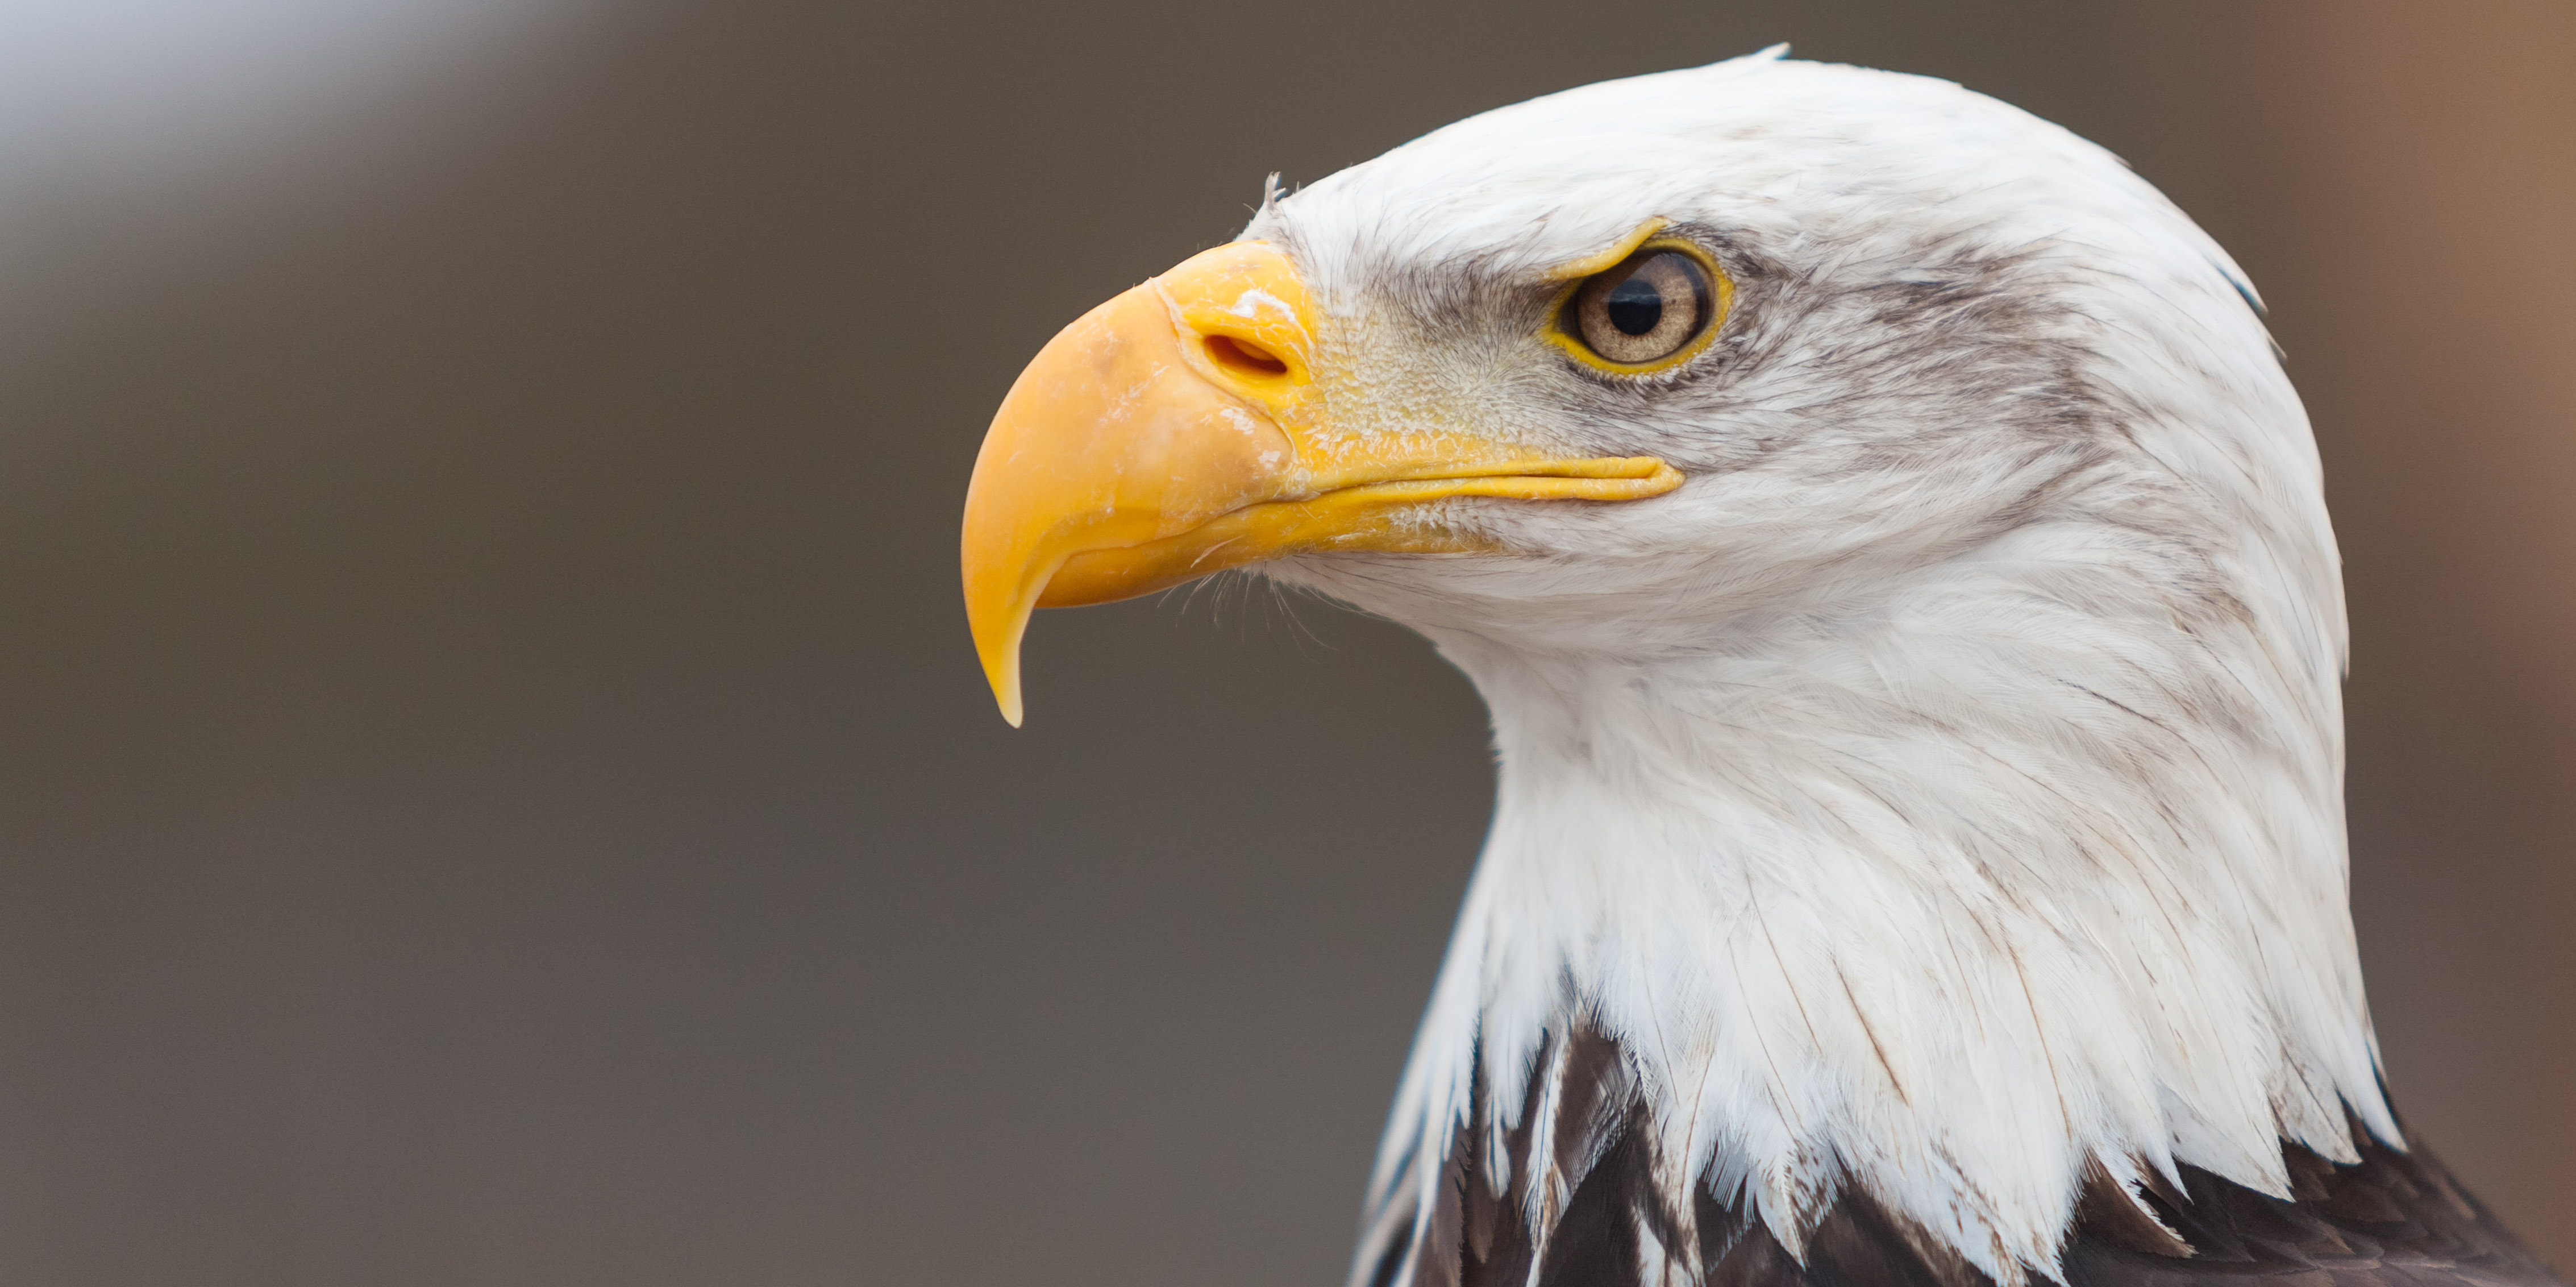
[{"xmin": 1204, "ymin": 334, "xmax": 1290, "ymax": 377}]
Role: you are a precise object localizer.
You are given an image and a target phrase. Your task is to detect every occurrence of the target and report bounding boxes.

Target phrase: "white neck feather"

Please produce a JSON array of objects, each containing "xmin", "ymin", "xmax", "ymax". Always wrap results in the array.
[{"xmin": 1356, "ymin": 512, "xmax": 2392, "ymax": 1285}]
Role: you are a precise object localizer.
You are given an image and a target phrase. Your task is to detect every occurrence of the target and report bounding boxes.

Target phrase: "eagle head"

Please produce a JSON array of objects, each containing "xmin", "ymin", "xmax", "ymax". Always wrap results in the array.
[{"xmin": 952, "ymin": 49, "xmax": 2519, "ymax": 1287}]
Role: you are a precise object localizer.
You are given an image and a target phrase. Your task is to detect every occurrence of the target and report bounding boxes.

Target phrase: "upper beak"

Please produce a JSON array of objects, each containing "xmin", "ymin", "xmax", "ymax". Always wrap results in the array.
[{"xmin": 960, "ymin": 240, "xmax": 1682, "ymax": 725}]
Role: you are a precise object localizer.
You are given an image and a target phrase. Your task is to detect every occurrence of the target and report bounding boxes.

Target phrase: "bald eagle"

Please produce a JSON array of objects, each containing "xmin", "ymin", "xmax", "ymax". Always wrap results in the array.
[{"xmin": 958, "ymin": 50, "xmax": 2561, "ymax": 1287}]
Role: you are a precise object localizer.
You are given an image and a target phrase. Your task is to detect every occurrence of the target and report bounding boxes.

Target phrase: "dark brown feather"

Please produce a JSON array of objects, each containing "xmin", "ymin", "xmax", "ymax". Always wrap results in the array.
[{"xmin": 1383, "ymin": 1029, "xmax": 2562, "ymax": 1287}]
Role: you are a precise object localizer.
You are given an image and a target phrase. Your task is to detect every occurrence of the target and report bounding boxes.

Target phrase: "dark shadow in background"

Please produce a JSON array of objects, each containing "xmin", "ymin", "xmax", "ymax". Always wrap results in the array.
[{"xmin": 0, "ymin": 2, "xmax": 2562, "ymax": 1283}]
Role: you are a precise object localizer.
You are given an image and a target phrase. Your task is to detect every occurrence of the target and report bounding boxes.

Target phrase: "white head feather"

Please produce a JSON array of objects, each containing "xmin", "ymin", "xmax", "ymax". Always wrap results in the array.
[{"xmin": 1241, "ymin": 51, "xmax": 2392, "ymax": 1287}]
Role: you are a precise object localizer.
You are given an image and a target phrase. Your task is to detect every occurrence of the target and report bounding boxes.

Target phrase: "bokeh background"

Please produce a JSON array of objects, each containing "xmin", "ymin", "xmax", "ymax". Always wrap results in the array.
[{"xmin": 0, "ymin": 1, "xmax": 2565, "ymax": 1282}]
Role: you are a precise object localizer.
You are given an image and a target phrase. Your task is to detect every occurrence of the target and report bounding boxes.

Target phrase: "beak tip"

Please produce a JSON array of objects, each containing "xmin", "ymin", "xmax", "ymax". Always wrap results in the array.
[
  {"xmin": 971, "ymin": 628, "xmax": 1026, "ymax": 727},
  {"xmin": 963, "ymin": 559, "xmax": 1034, "ymax": 729},
  {"xmin": 978, "ymin": 654, "xmax": 1026, "ymax": 728}
]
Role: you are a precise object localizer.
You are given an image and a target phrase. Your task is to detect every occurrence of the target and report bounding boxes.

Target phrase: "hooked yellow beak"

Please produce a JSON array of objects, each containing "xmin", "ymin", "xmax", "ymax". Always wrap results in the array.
[{"xmin": 960, "ymin": 241, "xmax": 1682, "ymax": 725}]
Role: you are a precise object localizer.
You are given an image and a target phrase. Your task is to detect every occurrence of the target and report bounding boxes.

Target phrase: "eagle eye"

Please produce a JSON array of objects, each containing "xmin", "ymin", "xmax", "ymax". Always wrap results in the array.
[{"xmin": 1555, "ymin": 243, "xmax": 1728, "ymax": 373}]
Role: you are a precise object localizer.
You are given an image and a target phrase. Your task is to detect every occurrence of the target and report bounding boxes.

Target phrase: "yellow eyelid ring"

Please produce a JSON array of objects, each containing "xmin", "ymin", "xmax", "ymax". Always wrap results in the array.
[
  {"xmin": 1541, "ymin": 218, "xmax": 1672, "ymax": 281},
  {"xmin": 1545, "ymin": 236, "xmax": 1734, "ymax": 376}
]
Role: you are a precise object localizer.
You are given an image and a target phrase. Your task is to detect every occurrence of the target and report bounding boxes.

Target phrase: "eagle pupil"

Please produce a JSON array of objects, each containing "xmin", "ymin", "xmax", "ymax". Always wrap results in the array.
[{"xmin": 1605, "ymin": 275, "xmax": 1664, "ymax": 335}]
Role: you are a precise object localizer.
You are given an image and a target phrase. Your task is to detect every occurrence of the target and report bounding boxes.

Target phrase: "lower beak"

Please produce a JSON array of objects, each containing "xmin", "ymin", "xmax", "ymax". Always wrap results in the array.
[{"xmin": 959, "ymin": 241, "xmax": 1681, "ymax": 725}]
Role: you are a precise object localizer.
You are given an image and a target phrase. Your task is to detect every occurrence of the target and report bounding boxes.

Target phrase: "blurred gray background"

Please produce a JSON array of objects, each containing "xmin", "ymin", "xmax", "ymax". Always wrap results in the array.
[{"xmin": 0, "ymin": 1, "xmax": 2565, "ymax": 1282}]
